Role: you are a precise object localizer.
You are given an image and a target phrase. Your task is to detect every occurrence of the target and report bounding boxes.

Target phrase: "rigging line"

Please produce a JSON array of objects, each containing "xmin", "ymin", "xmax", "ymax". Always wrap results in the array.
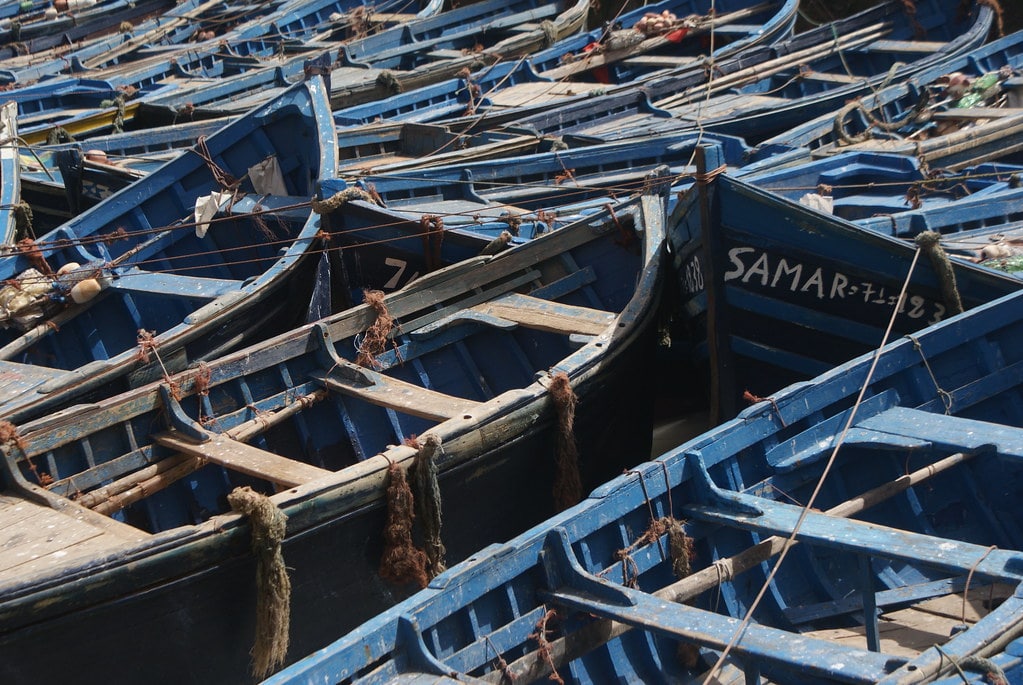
[{"xmin": 702, "ymin": 244, "xmax": 927, "ymax": 684}]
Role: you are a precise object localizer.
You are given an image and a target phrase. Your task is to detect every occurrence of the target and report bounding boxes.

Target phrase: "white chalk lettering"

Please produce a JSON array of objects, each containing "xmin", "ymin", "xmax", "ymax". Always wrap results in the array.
[
  {"xmin": 770, "ymin": 259, "xmax": 802, "ymax": 291},
  {"xmin": 743, "ymin": 252, "xmax": 771, "ymax": 285},
  {"xmin": 801, "ymin": 268, "xmax": 825, "ymax": 299},
  {"xmin": 724, "ymin": 247, "xmax": 755, "ymax": 281},
  {"xmin": 718, "ymin": 245, "xmax": 946, "ymax": 322}
]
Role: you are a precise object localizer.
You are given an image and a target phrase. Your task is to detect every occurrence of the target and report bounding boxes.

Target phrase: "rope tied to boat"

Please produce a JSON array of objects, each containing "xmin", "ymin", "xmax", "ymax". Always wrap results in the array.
[
  {"xmin": 137, "ymin": 329, "xmax": 183, "ymax": 398},
  {"xmin": 914, "ymin": 231, "xmax": 964, "ymax": 316},
  {"xmin": 378, "ymin": 455, "xmax": 430, "ymax": 589},
  {"xmin": 906, "ymin": 334, "xmax": 955, "ymax": 414},
  {"xmin": 418, "ymin": 214, "xmax": 444, "ymax": 272},
  {"xmin": 549, "ymin": 371, "xmax": 582, "ymax": 512},
  {"xmin": 45, "ymin": 126, "xmax": 74, "ymax": 145},
  {"xmin": 0, "ymin": 420, "xmax": 50, "ymax": 486},
  {"xmin": 529, "ymin": 608, "xmax": 565, "ymax": 685},
  {"xmin": 15, "ymin": 237, "xmax": 53, "ymax": 276},
  {"xmin": 540, "ymin": 19, "xmax": 557, "ymax": 48},
  {"xmin": 408, "ymin": 435, "xmax": 446, "ymax": 579},
  {"xmin": 695, "ymin": 163, "xmax": 727, "ymax": 186},
  {"xmin": 309, "ymin": 187, "xmax": 376, "ymax": 213},
  {"xmin": 227, "ymin": 486, "xmax": 291, "ymax": 680},
  {"xmin": 12, "ymin": 202, "xmax": 33, "ymax": 241},
  {"xmin": 935, "ymin": 645, "xmax": 1008, "ymax": 685},
  {"xmin": 192, "ymin": 135, "xmax": 240, "ymax": 193},
  {"xmin": 355, "ymin": 289, "xmax": 395, "ymax": 368},
  {"xmin": 376, "ymin": 70, "xmax": 402, "ymax": 94},
  {"xmin": 832, "ymin": 92, "xmax": 931, "ymax": 146}
]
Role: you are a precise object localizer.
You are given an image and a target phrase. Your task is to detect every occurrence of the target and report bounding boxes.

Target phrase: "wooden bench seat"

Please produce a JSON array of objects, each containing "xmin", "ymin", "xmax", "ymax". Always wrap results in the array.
[
  {"xmin": 313, "ymin": 364, "xmax": 478, "ymax": 422},
  {"xmin": 154, "ymin": 432, "xmax": 332, "ymax": 488}
]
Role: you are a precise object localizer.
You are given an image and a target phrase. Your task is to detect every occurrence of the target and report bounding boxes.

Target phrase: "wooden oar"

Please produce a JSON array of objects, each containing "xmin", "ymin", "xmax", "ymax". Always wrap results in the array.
[{"xmin": 656, "ymin": 21, "xmax": 893, "ymax": 110}]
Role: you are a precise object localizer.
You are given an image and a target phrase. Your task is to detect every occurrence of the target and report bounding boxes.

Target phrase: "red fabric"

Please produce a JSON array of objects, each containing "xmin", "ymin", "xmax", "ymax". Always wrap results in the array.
[{"xmin": 666, "ymin": 27, "xmax": 688, "ymax": 43}]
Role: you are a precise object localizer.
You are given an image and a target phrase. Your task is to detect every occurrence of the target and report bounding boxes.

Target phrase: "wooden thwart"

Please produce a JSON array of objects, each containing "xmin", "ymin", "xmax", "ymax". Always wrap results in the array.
[
  {"xmin": 154, "ymin": 432, "xmax": 331, "ymax": 488},
  {"xmin": 315, "ymin": 367, "xmax": 478, "ymax": 422},
  {"xmin": 471, "ymin": 292, "xmax": 615, "ymax": 335}
]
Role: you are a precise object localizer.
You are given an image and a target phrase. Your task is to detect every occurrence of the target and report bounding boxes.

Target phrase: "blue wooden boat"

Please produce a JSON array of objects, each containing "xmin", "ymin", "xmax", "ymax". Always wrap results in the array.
[
  {"xmin": 0, "ymin": 101, "xmax": 20, "ymax": 247},
  {"xmin": 762, "ymin": 28, "xmax": 1023, "ymax": 170},
  {"xmin": 0, "ymin": 0, "xmax": 178, "ymax": 59},
  {"xmin": 330, "ymin": 0, "xmax": 801, "ymax": 131},
  {"xmin": 0, "ymin": 0, "xmax": 444, "ymax": 85},
  {"xmin": 743, "ymin": 150, "xmax": 1023, "ymax": 226},
  {"xmin": 505, "ymin": 0, "xmax": 996, "ymax": 144},
  {"xmin": 316, "ymin": 131, "xmax": 799, "ymax": 292},
  {"xmin": 669, "ymin": 144, "xmax": 1023, "ymax": 423},
  {"xmin": 18, "ymin": 120, "xmax": 561, "ymax": 231},
  {"xmin": 0, "ymin": 190, "xmax": 668, "ymax": 684},
  {"xmin": 264, "ymin": 283, "xmax": 1023, "ymax": 685},
  {"xmin": 0, "ymin": 76, "xmax": 337, "ymax": 425}
]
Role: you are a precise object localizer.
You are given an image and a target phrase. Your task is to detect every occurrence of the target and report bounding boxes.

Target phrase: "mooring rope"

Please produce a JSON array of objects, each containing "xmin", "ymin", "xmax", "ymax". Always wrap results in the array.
[
  {"xmin": 378, "ymin": 456, "xmax": 429, "ymax": 588},
  {"xmin": 355, "ymin": 289, "xmax": 395, "ymax": 368},
  {"xmin": 309, "ymin": 187, "xmax": 377, "ymax": 213},
  {"xmin": 915, "ymin": 230, "xmax": 964, "ymax": 316},
  {"xmin": 549, "ymin": 371, "xmax": 581, "ymax": 511},
  {"xmin": 410, "ymin": 435, "xmax": 446, "ymax": 579},
  {"xmin": 935, "ymin": 644, "xmax": 1009, "ymax": 685},
  {"xmin": 227, "ymin": 486, "xmax": 291, "ymax": 680}
]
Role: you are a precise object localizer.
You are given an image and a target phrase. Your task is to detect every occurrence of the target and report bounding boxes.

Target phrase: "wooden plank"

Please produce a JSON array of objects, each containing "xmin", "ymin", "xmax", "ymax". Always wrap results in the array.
[
  {"xmin": 801, "ymin": 70, "xmax": 867, "ymax": 83},
  {"xmin": 108, "ymin": 268, "xmax": 241, "ymax": 299},
  {"xmin": 622, "ymin": 55, "xmax": 700, "ymax": 68},
  {"xmin": 932, "ymin": 107, "xmax": 1023, "ymax": 120},
  {"xmin": 471, "ymin": 292, "xmax": 614, "ymax": 335},
  {"xmin": 865, "ymin": 39, "xmax": 949, "ymax": 53},
  {"xmin": 485, "ymin": 81, "xmax": 600, "ymax": 107},
  {"xmin": 314, "ymin": 367, "xmax": 478, "ymax": 422},
  {"xmin": 153, "ymin": 432, "xmax": 332, "ymax": 488},
  {"xmin": 0, "ymin": 497, "xmax": 110, "ymax": 572}
]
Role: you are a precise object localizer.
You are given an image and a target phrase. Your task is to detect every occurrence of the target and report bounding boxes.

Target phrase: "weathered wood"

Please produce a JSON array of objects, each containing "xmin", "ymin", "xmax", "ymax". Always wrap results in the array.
[
  {"xmin": 153, "ymin": 432, "xmax": 332, "ymax": 488},
  {"xmin": 800, "ymin": 70, "xmax": 867, "ymax": 84},
  {"xmin": 78, "ymin": 389, "xmax": 332, "ymax": 513},
  {"xmin": 866, "ymin": 39, "xmax": 950, "ymax": 53},
  {"xmin": 931, "ymin": 107, "xmax": 1023, "ymax": 120},
  {"xmin": 314, "ymin": 365, "xmax": 478, "ymax": 422},
  {"xmin": 0, "ymin": 493, "xmax": 140, "ymax": 573},
  {"xmin": 471, "ymin": 292, "xmax": 615, "ymax": 335}
]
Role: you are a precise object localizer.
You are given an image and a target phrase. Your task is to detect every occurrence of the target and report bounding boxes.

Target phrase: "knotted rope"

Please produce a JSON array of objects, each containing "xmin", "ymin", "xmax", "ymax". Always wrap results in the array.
[
  {"xmin": 549, "ymin": 371, "xmax": 581, "ymax": 511},
  {"xmin": 0, "ymin": 420, "xmax": 49, "ymax": 486},
  {"xmin": 419, "ymin": 214, "xmax": 444, "ymax": 272},
  {"xmin": 227, "ymin": 486, "xmax": 291, "ymax": 680},
  {"xmin": 409, "ymin": 435, "xmax": 446, "ymax": 579},
  {"xmin": 378, "ymin": 457, "xmax": 429, "ymax": 588},
  {"xmin": 540, "ymin": 19, "xmax": 558, "ymax": 48},
  {"xmin": 914, "ymin": 231, "xmax": 963, "ymax": 316},
  {"xmin": 355, "ymin": 289, "xmax": 394, "ymax": 368},
  {"xmin": 529, "ymin": 609, "xmax": 565, "ymax": 685},
  {"xmin": 310, "ymin": 187, "xmax": 376, "ymax": 214},
  {"xmin": 45, "ymin": 126, "xmax": 74, "ymax": 145},
  {"xmin": 832, "ymin": 92, "xmax": 931, "ymax": 146},
  {"xmin": 192, "ymin": 135, "xmax": 240, "ymax": 193},
  {"xmin": 376, "ymin": 70, "xmax": 402, "ymax": 94},
  {"xmin": 13, "ymin": 201, "xmax": 33, "ymax": 240}
]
